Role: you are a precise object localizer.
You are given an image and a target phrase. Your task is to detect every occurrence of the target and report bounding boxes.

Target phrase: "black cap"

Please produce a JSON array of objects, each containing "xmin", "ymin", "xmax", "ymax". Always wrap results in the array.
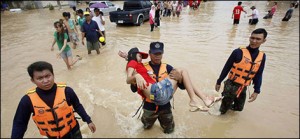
[
  {"xmin": 149, "ymin": 42, "xmax": 164, "ymax": 54},
  {"xmin": 128, "ymin": 47, "xmax": 148, "ymax": 59}
]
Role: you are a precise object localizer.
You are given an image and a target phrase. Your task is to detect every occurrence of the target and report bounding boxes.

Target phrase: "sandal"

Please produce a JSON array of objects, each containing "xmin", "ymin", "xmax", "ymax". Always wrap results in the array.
[
  {"xmin": 189, "ymin": 104, "xmax": 209, "ymax": 112},
  {"xmin": 206, "ymin": 96, "xmax": 224, "ymax": 108},
  {"xmin": 76, "ymin": 55, "xmax": 82, "ymax": 60}
]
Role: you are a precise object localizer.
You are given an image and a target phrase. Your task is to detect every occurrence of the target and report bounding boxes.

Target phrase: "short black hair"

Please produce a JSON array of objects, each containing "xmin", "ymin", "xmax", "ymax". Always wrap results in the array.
[
  {"xmin": 238, "ymin": 2, "xmax": 242, "ymax": 5},
  {"xmin": 99, "ymin": 11, "xmax": 104, "ymax": 16},
  {"xmin": 27, "ymin": 61, "xmax": 54, "ymax": 79},
  {"xmin": 252, "ymin": 28, "xmax": 268, "ymax": 39},
  {"xmin": 77, "ymin": 9, "xmax": 83, "ymax": 14},
  {"xmin": 62, "ymin": 12, "xmax": 71, "ymax": 18},
  {"xmin": 94, "ymin": 8, "xmax": 100, "ymax": 12},
  {"xmin": 291, "ymin": 3, "xmax": 295, "ymax": 7}
]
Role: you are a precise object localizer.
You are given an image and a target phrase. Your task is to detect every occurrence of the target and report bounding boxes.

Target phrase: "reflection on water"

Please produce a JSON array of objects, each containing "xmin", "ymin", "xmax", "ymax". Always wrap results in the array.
[{"xmin": 1, "ymin": 1, "xmax": 299, "ymax": 138}]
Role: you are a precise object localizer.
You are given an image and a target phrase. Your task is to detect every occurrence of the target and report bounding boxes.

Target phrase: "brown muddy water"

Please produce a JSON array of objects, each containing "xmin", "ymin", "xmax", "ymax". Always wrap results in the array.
[{"xmin": 1, "ymin": 1, "xmax": 299, "ymax": 138}]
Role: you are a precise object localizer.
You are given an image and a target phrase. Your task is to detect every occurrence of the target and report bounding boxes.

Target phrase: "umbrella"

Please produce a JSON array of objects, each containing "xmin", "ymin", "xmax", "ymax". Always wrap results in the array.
[{"xmin": 89, "ymin": 3, "xmax": 108, "ymax": 8}]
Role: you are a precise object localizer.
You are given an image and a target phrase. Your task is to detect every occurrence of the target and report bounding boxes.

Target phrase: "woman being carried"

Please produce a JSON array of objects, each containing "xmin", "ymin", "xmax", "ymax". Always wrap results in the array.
[{"xmin": 119, "ymin": 47, "xmax": 223, "ymax": 111}]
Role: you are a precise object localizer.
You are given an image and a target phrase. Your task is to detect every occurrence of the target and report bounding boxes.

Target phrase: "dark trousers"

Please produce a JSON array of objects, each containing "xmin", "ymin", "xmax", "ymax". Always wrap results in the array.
[
  {"xmin": 166, "ymin": 9, "xmax": 171, "ymax": 17},
  {"xmin": 282, "ymin": 16, "xmax": 291, "ymax": 21},
  {"xmin": 219, "ymin": 79, "xmax": 247, "ymax": 114},
  {"xmin": 155, "ymin": 17, "xmax": 160, "ymax": 27},
  {"xmin": 249, "ymin": 18, "xmax": 259, "ymax": 25},
  {"xmin": 163, "ymin": 8, "xmax": 167, "ymax": 16},
  {"xmin": 263, "ymin": 13, "xmax": 273, "ymax": 19},
  {"xmin": 141, "ymin": 107, "xmax": 174, "ymax": 134},
  {"xmin": 150, "ymin": 24, "xmax": 154, "ymax": 31},
  {"xmin": 233, "ymin": 19, "xmax": 240, "ymax": 24}
]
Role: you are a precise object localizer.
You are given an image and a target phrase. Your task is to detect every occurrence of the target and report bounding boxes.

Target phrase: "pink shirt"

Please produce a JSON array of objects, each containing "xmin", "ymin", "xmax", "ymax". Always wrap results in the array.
[
  {"xmin": 149, "ymin": 13, "xmax": 155, "ymax": 24},
  {"xmin": 270, "ymin": 5, "xmax": 277, "ymax": 15}
]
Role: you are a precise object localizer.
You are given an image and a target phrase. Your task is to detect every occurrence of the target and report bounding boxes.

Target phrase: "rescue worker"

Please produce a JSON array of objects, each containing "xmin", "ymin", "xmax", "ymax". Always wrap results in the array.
[
  {"xmin": 215, "ymin": 28, "xmax": 268, "ymax": 115},
  {"xmin": 11, "ymin": 61, "xmax": 96, "ymax": 138},
  {"xmin": 121, "ymin": 42, "xmax": 185, "ymax": 134}
]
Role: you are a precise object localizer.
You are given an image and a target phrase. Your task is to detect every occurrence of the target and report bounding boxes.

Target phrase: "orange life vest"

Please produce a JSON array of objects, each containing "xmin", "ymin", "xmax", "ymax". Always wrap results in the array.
[
  {"xmin": 26, "ymin": 83, "xmax": 77, "ymax": 138},
  {"xmin": 228, "ymin": 48, "xmax": 264, "ymax": 86},
  {"xmin": 140, "ymin": 62, "xmax": 168, "ymax": 102}
]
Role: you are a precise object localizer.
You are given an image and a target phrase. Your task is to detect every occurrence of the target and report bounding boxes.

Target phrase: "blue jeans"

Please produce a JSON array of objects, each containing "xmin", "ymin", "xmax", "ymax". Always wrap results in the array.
[{"xmin": 150, "ymin": 78, "xmax": 174, "ymax": 106}]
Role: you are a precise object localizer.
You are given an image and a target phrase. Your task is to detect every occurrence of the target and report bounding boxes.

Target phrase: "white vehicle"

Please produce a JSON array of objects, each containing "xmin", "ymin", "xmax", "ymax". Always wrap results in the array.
[{"xmin": 88, "ymin": 1, "xmax": 120, "ymax": 15}]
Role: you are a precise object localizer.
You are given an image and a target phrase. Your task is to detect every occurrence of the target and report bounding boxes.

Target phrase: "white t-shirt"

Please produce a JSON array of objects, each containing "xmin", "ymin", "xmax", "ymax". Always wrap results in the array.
[
  {"xmin": 252, "ymin": 9, "xmax": 259, "ymax": 19},
  {"xmin": 92, "ymin": 15, "xmax": 105, "ymax": 31},
  {"xmin": 172, "ymin": 3, "xmax": 177, "ymax": 11}
]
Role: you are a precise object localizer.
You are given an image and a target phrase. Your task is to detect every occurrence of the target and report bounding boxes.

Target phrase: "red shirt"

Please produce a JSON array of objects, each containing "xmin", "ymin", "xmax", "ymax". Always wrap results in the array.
[
  {"xmin": 233, "ymin": 6, "xmax": 244, "ymax": 19},
  {"xmin": 126, "ymin": 60, "xmax": 156, "ymax": 85}
]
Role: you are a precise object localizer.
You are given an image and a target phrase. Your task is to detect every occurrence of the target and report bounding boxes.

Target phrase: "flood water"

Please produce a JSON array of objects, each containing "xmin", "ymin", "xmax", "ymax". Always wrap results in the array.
[{"xmin": 1, "ymin": 1, "xmax": 299, "ymax": 138}]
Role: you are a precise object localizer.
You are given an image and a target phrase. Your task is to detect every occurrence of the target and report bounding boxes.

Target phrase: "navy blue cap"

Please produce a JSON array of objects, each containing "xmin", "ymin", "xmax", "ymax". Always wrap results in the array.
[{"xmin": 149, "ymin": 42, "xmax": 164, "ymax": 54}]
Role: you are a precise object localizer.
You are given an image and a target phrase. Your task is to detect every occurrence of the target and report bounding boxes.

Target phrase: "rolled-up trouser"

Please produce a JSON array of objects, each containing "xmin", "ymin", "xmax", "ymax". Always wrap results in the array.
[
  {"xmin": 220, "ymin": 79, "xmax": 247, "ymax": 114},
  {"xmin": 141, "ymin": 108, "xmax": 174, "ymax": 134}
]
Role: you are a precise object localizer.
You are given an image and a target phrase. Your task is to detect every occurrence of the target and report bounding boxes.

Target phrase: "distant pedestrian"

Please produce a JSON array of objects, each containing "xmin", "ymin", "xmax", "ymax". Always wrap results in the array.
[
  {"xmin": 163, "ymin": 1, "xmax": 168, "ymax": 16},
  {"xmin": 263, "ymin": 2, "xmax": 277, "ymax": 19},
  {"xmin": 176, "ymin": 2, "xmax": 183, "ymax": 17},
  {"xmin": 232, "ymin": 2, "xmax": 247, "ymax": 25},
  {"xmin": 155, "ymin": 3, "xmax": 161, "ymax": 27},
  {"xmin": 282, "ymin": 3, "xmax": 295, "ymax": 21},
  {"xmin": 86, "ymin": 7, "xmax": 94, "ymax": 18},
  {"xmin": 62, "ymin": 12, "xmax": 80, "ymax": 49},
  {"xmin": 149, "ymin": 5, "xmax": 156, "ymax": 32},
  {"xmin": 167, "ymin": 1, "xmax": 172, "ymax": 17},
  {"xmin": 248, "ymin": 6, "xmax": 259, "ymax": 25},
  {"xmin": 81, "ymin": 12, "xmax": 101, "ymax": 55},
  {"xmin": 77, "ymin": 9, "xmax": 86, "ymax": 32},
  {"xmin": 98, "ymin": 11, "xmax": 106, "ymax": 45},
  {"xmin": 92, "ymin": 8, "xmax": 106, "ymax": 46},
  {"xmin": 160, "ymin": 1, "xmax": 164, "ymax": 15},
  {"xmin": 69, "ymin": 1, "xmax": 78, "ymax": 24},
  {"xmin": 172, "ymin": 1, "xmax": 178, "ymax": 17},
  {"xmin": 294, "ymin": 1, "xmax": 299, "ymax": 8}
]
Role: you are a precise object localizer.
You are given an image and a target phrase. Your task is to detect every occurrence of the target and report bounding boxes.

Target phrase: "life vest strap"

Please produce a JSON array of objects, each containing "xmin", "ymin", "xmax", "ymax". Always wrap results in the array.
[{"xmin": 236, "ymin": 85, "xmax": 245, "ymax": 98}]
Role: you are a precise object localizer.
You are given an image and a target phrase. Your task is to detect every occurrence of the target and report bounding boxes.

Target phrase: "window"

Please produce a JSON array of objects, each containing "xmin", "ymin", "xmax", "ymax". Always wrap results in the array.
[
  {"xmin": 145, "ymin": 1, "xmax": 152, "ymax": 8},
  {"xmin": 107, "ymin": 1, "xmax": 114, "ymax": 7}
]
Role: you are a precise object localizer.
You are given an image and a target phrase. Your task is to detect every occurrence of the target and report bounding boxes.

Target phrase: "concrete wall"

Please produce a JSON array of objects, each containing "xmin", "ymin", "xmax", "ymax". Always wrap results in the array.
[
  {"xmin": 7, "ymin": 1, "xmax": 73, "ymax": 9},
  {"xmin": 40, "ymin": 1, "xmax": 71, "ymax": 8}
]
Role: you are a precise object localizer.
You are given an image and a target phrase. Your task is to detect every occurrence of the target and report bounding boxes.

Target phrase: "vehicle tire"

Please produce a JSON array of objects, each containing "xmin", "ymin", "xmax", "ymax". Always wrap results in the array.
[
  {"xmin": 137, "ymin": 17, "xmax": 143, "ymax": 26},
  {"xmin": 117, "ymin": 8, "xmax": 121, "ymax": 11}
]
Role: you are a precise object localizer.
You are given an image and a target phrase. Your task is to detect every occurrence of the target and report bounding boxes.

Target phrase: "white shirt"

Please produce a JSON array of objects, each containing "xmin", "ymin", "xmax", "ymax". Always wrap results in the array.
[
  {"xmin": 252, "ymin": 9, "xmax": 259, "ymax": 19},
  {"xmin": 92, "ymin": 15, "xmax": 105, "ymax": 31}
]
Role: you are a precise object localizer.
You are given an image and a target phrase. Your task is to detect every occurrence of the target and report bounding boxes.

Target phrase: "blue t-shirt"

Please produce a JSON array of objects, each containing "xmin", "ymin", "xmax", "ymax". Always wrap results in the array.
[{"xmin": 82, "ymin": 20, "xmax": 99, "ymax": 43}]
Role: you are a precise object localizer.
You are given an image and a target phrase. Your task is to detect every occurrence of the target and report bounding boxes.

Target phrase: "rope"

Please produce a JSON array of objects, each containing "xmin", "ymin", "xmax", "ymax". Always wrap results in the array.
[{"xmin": 132, "ymin": 99, "xmax": 145, "ymax": 118}]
